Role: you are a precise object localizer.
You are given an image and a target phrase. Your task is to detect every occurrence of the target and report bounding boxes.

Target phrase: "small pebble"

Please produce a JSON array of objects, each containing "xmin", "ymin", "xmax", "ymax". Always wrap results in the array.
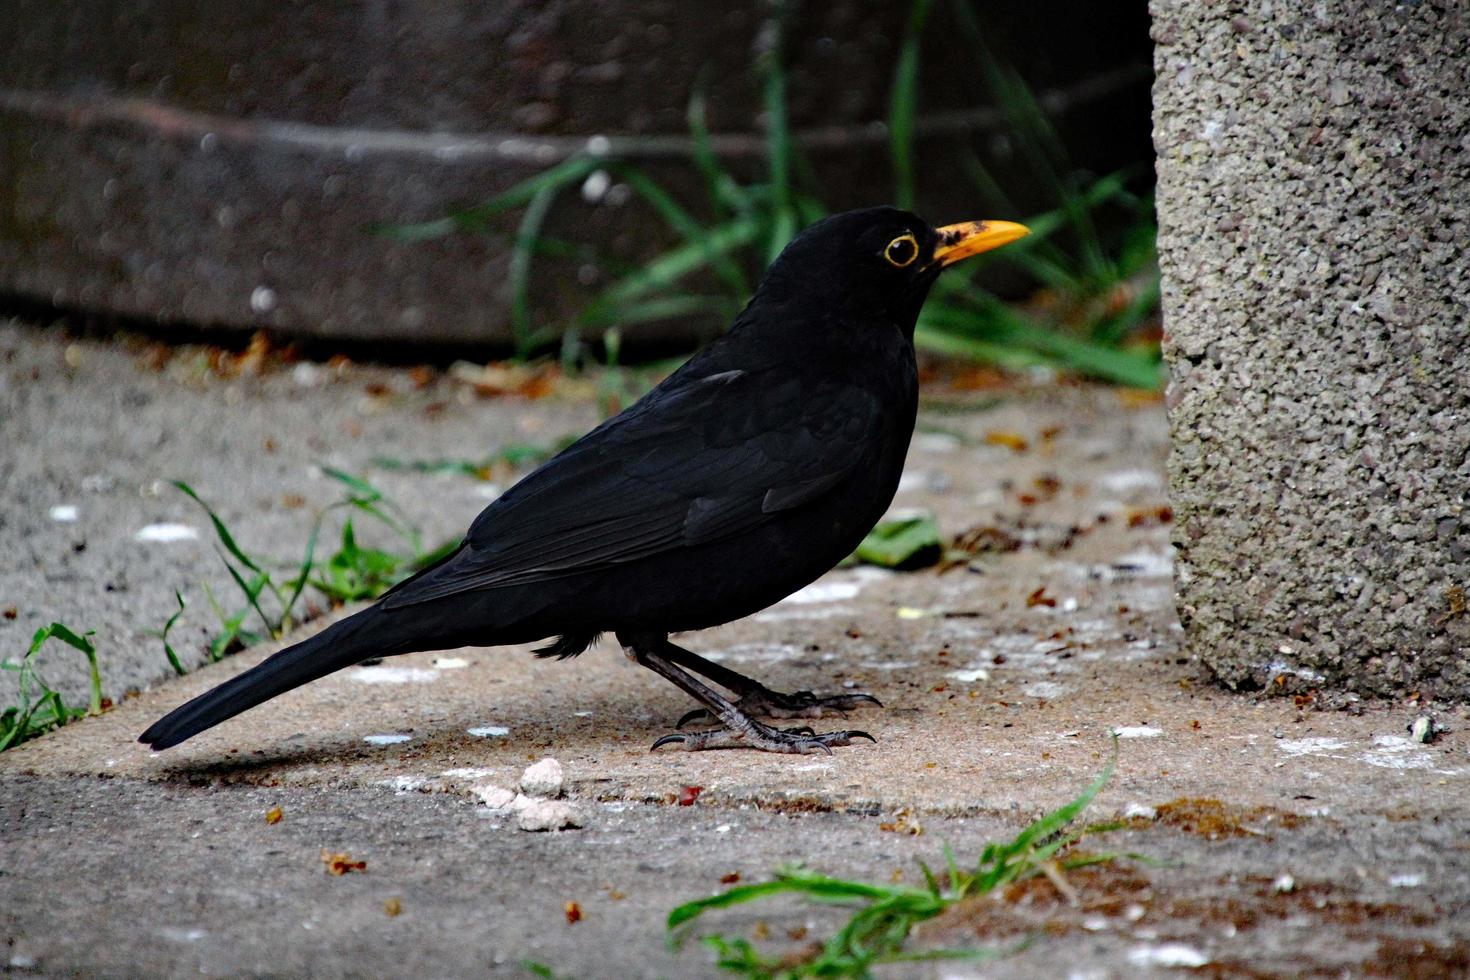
[
  {"xmin": 1408, "ymin": 715, "xmax": 1438, "ymax": 744},
  {"xmin": 472, "ymin": 784, "xmax": 516, "ymax": 810},
  {"xmin": 134, "ymin": 523, "xmax": 200, "ymax": 543},
  {"xmin": 520, "ymin": 758, "xmax": 565, "ymax": 798},
  {"xmin": 516, "ymin": 799, "xmax": 582, "ymax": 832}
]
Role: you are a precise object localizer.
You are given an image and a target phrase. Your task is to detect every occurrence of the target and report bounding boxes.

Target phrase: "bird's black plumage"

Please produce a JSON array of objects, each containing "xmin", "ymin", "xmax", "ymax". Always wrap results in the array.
[{"xmin": 141, "ymin": 207, "xmax": 1027, "ymax": 754}]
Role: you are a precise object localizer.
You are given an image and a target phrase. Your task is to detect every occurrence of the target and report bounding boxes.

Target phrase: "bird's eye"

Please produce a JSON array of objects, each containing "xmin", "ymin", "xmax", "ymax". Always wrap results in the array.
[{"xmin": 883, "ymin": 233, "xmax": 919, "ymax": 268}]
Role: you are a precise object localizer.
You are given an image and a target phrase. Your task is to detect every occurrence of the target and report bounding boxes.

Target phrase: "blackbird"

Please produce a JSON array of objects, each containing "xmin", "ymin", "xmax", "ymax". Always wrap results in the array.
[{"xmin": 141, "ymin": 207, "xmax": 1027, "ymax": 755}]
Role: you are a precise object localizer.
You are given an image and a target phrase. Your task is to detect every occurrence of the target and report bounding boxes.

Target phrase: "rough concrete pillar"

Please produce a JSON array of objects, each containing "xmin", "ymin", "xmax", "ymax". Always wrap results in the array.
[{"xmin": 1151, "ymin": 1, "xmax": 1469, "ymax": 699}]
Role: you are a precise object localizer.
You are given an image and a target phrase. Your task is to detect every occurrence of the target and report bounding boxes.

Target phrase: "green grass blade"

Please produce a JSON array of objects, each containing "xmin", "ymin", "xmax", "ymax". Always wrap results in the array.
[
  {"xmin": 889, "ymin": 0, "xmax": 933, "ymax": 210},
  {"xmin": 372, "ymin": 156, "xmax": 600, "ymax": 242},
  {"xmin": 280, "ymin": 504, "xmax": 338, "ymax": 629},
  {"xmin": 34, "ymin": 623, "xmax": 101, "ymax": 716},
  {"xmin": 509, "ymin": 181, "xmax": 561, "ymax": 359},
  {"xmin": 173, "ymin": 481, "xmax": 266, "ymax": 576},
  {"xmin": 160, "ymin": 590, "xmax": 189, "ymax": 675},
  {"xmin": 668, "ymin": 878, "xmax": 806, "ymax": 932},
  {"xmin": 1, "ymin": 623, "xmax": 100, "ymax": 751},
  {"xmin": 919, "ymin": 300, "xmax": 1162, "ymax": 388},
  {"xmin": 1010, "ymin": 736, "xmax": 1118, "ymax": 855},
  {"xmin": 320, "ymin": 467, "xmax": 421, "ymax": 550},
  {"xmin": 318, "ymin": 467, "xmax": 381, "ymax": 503},
  {"xmin": 686, "ymin": 85, "xmax": 750, "ymax": 216},
  {"xmin": 606, "ymin": 164, "xmax": 751, "ymax": 298},
  {"xmin": 913, "ymin": 323, "xmax": 1050, "ymax": 372},
  {"xmin": 670, "ymin": 868, "xmax": 927, "ymax": 932},
  {"xmin": 220, "ymin": 561, "xmax": 277, "ymax": 638},
  {"xmin": 765, "ymin": 206, "xmax": 796, "ymax": 269},
  {"xmin": 759, "ymin": 21, "xmax": 792, "ymax": 219},
  {"xmin": 581, "ymin": 216, "xmax": 763, "ymax": 323}
]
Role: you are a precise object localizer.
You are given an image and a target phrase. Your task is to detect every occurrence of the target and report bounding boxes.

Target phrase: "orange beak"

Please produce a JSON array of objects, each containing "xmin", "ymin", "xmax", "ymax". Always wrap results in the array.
[{"xmin": 930, "ymin": 220, "xmax": 1030, "ymax": 267}]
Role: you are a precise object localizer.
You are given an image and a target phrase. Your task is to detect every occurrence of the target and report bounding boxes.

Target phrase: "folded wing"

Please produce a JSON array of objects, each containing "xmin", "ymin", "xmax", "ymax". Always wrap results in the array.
[{"xmin": 379, "ymin": 367, "xmax": 881, "ymax": 608}]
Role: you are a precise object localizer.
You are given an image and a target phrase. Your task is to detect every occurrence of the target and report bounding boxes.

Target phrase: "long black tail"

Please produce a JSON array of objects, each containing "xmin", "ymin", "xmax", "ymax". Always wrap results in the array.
[{"xmin": 140, "ymin": 604, "xmax": 411, "ymax": 750}]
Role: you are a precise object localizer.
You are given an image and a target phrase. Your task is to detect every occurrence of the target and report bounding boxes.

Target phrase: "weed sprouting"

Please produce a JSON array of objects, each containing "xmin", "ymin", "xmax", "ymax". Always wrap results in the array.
[
  {"xmin": 163, "ymin": 469, "xmax": 453, "ymax": 670},
  {"xmin": 0, "ymin": 623, "xmax": 104, "ymax": 751},
  {"xmin": 666, "ymin": 741, "xmax": 1123, "ymax": 978},
  {"xmin": 382, "ymin": 0, "xmax": 1159, "ymax": 387}
]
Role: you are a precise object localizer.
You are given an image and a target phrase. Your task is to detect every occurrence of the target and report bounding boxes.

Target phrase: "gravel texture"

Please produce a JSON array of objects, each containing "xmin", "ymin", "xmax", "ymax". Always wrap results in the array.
[{"xmin": 1152, "ymin": 0, "xmax": 1470, "ymax": 699}]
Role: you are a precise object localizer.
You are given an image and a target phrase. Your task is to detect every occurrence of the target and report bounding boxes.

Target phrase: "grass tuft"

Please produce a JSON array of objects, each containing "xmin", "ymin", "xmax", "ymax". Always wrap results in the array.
[
  {"xmin": 163, "ymin": 470, "xmax": 454, "ymax": 670},
  {"xmin": 667, "ymin": 740, "xmax": 1122, "ymax": 978},
  {"xmin": 1, "ymin": 623, "xmax": 104, "ymax": 752},
  {"xmin": 384, "ymin": 0, "xmax": 1159, "ymax": 387}
]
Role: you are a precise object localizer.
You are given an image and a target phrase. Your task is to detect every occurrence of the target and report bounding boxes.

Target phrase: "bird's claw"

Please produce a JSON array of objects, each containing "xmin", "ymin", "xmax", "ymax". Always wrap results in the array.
[
  {"xmin": 651, "ymin": 722, "xmax": 875, "ymax": 754},
  {"xmin": 676, "ymin": 689, "xmax": 883, "ymax": 728}
]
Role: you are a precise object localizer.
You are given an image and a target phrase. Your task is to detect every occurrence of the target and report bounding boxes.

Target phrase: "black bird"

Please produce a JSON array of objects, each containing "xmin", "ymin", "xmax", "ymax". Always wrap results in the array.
[{"xmin": 141, "ymin": 208, "xmax": 1027, "ymax": 755}]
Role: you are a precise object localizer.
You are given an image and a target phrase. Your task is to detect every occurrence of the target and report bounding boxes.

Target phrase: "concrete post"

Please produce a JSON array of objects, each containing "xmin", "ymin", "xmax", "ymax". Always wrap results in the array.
[{"xmin": 1152, "ymin": 1, "xmax": 1469, "ymax": 699}]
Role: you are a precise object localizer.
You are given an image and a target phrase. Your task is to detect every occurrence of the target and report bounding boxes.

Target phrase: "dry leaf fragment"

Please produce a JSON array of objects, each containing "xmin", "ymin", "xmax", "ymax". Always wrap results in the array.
[
  {"xmin": 720, "ymin": 872, "xmax": 741, "ymax": 884},
  {"xmin": 564, "ymin": 901, "xmax": 582, "ymax": 924},
  {"xmin": 1126, "ymin": 505, "xmax": 1174, "ymax": 528},
  {"xmin": 383, "ymin": 898, "xmax": 402, "ymax": 917},
  {"xmin": 1027, "ymin": 586, "xmax": 1058, "ymax": 608},
  {"xmin": 984, "ymin": 430, "xmax": 1029, "ymax": 452},
  {"xmin": 320, "ymin": 850, "xmax": 367, "ymax": 875},
  {"xmin": 265, "ymin": 806, "xmax": 283, "ymax": 825}
]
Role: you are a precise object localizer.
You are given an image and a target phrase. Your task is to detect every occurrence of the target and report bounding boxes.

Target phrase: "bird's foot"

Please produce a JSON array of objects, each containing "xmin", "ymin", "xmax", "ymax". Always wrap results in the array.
[
  {"xmin": 651, "ymin": 720, "xmax": 874, "ymax": 755},
  {"xmin": 676, "ymin": 687, "xmax": 881, "ymax": 728}
]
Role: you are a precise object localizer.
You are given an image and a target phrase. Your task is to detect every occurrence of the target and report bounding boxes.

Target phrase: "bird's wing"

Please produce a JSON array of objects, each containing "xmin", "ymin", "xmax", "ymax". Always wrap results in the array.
[{"xmin": 379, "ymin": 368, "xmax": 880, "ymax": 607}]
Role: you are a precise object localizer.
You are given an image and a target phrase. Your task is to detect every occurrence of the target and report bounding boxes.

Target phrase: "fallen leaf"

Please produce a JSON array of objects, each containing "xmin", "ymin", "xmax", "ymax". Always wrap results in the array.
[
  {"xmin": 320, "ymin": 850, "xmax": 366, "ymax": 875},
  {"xmin": 720, "ymin": 872, "xmax": 741, "ymax": 884},
  {"xmin": 1126, "ymin": 505, "xmax": 1174, "ymax": 528},
  {"xmin": 854, "ymin": 513, "xmax": 942, "ymax": 570},
  {"xmin": 265, "ymin": 806, "xmax": 283, "ymax": 825},
  {"xmin": 564, "ymin": 901, "xmax": 582, "ymax": 924},
  {"xmin": 383, "ymin": 898, "xmax": 402, "ymax": 917},
  {"xmin": 1116, "ymin": 387, "xmax": 1164, "ymax": 408},
  {"xmin": 950, "ymin": 366, "xmax": 1008, "ymax": 391},
  {"xmin": 984, "ymin": 430, "xmax": 1029, "ymax": 452},
  {"xmin": 1027, "ymin": 586, "xmax": 1058, "ymax": 608}
]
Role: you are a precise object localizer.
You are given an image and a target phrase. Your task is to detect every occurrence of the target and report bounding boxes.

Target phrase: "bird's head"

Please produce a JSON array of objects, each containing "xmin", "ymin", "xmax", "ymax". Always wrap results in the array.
[{"xmin": 756, "ymin": 207, "xmax": 1029, "ymax": 330}]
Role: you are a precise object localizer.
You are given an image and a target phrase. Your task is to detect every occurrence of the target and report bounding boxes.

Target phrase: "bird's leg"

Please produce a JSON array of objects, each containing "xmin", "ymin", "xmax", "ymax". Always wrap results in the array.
[
  {"xmin": 623, "ymin": 634, "xmax": 874, "ymax": 754},
  {"xmin": 656, "ymin": 643, "xmax": 882, "ymax": 729}
]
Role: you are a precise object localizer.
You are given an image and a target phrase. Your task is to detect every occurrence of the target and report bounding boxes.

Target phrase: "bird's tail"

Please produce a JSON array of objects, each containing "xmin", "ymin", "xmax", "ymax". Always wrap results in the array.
[{"xmin": 139, "ymin": 604, "xmax": 412, "ymax": 750}]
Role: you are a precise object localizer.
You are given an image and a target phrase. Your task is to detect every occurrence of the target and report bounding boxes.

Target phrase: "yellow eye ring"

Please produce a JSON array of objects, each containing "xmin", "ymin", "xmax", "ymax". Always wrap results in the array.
[{"xmin": 884, "ymin": 233, "xmax": 919, "ymax": 268}]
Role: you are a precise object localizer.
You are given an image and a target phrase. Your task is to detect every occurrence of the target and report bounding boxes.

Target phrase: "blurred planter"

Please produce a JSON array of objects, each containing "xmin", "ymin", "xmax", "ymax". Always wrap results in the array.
[{"xmin": 0, "ymin": 1, "xmax": 1150, "ymax": 347}]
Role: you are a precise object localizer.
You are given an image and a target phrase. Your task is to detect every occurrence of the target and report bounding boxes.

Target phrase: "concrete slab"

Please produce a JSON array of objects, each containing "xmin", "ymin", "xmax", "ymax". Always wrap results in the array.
[{"xmin": 4, "ymin": 318, "xmax": 1468, "ymax": 977}]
